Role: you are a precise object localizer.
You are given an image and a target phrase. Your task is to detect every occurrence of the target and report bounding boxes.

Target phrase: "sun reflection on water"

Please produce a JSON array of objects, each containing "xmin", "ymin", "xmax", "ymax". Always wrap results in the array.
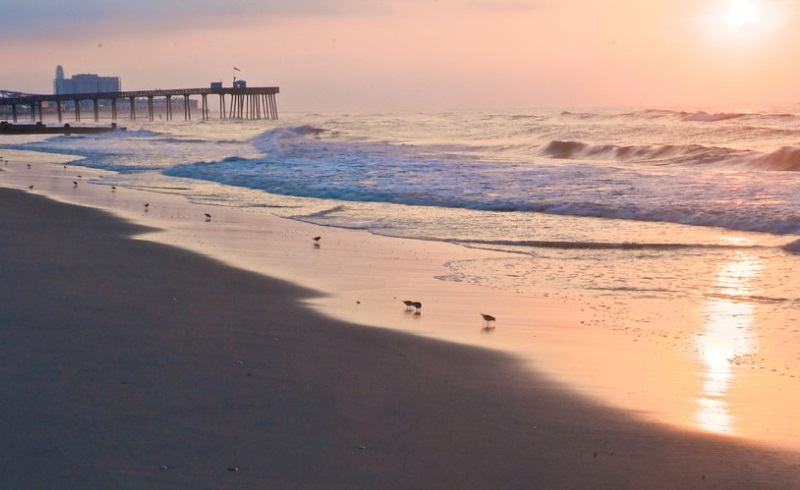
[{"xmin": 694, "ymin": 252, "xmax": 760, "ymax": 435}]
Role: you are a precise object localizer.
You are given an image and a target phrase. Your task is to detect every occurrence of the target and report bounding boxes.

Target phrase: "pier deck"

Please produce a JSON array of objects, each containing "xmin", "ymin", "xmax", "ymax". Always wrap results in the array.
[{"xmin": 0, "ymin": 86, "xmax": 279, "ymax": 123}]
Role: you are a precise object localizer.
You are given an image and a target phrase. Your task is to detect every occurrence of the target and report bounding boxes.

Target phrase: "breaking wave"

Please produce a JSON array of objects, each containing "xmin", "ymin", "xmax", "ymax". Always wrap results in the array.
[
  {"xmin": 539, "ymin": 140, "xmax": 739, "ymax": 165},
  {"xmin": 680, "ymin": 111, "xmax": 748, "ymax": 122},
  {"xmin": 745, "ymin": 146, "xmax": 800, "ymax": 172}
]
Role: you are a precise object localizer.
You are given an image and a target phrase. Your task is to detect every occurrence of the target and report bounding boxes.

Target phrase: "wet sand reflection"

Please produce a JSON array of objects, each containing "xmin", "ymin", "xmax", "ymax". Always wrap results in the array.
[{"xmin": 694, "ymin": 252, "xmax": 760, "ymax": 435}]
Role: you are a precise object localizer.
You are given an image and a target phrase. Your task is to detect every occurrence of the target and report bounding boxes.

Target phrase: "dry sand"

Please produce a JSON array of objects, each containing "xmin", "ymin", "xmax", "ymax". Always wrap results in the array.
[{"xmin": 1, "ymin": 162, "xmax": 800, "ymax": 487}]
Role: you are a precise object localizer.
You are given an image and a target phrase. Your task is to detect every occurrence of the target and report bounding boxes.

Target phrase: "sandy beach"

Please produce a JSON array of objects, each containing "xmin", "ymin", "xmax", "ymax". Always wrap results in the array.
[
  {"xmin": 0, "ymin": 158, "xmax": 800, "ymax": 489},
  {"xmin": 1, "ymin": 155, "xmax": 800, "ymax": 488}
]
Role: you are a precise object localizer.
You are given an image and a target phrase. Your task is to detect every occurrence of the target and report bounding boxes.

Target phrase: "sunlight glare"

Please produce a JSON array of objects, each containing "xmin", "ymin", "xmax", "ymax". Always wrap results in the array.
[
  {"xmin": 693, "ymin": 253, "xmax": 761, "ymax": 436},
  {"xmin": 725, "ymin": 0, "xmax": 759, "ymax": 28}
]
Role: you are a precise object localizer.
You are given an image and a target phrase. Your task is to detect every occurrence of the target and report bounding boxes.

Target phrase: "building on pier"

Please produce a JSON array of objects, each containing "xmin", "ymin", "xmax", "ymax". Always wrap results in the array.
[{"xmin": 54, "ymin": 66, "xmax": 121, "ymax": 95}]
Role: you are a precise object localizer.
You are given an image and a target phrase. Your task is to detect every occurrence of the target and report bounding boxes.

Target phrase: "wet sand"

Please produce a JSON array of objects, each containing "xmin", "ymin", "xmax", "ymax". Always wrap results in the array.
[{"xmin": 1, "ymin": 179, "xmax": 800, "ymax": 487}]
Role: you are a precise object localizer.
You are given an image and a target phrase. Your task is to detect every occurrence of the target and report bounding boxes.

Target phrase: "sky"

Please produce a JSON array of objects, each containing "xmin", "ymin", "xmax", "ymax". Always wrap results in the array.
[{"xmin": 3, "ymin": 0, "xmax": 800, "ymax": 112}]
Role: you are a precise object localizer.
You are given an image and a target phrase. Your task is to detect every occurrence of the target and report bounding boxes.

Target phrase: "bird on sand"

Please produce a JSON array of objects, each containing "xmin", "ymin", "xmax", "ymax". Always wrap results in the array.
[
  {"xmin": 480, "ymin": 313, "xmax": 496, "ymax": 331},
  {"xmin": 204, "ymin": 213, "xmax": 212, "ymax": 222},
  {"xmin": 111, "ymin": 186, "xmax": 117, "ymax": 192},
  {"xmin": 73, "ymin": 181, "xmax": 78, "ymax": 187},
  {"xmin": 313, "ymin": 236, "xmax": 321, "ymax": 242},
  {"xmin": 28, "ymin": 185, "xmax": 34, "ymax": 190},
  {"xmin": 412, "ymin": 301, "xmax": 422, "ymax": 314},
  {"xmin": 402, "ymin": 300, "xmax": 415, "ymax": 310},
  {"xmin": 144, "ymin": 203, "xmax": 150, "ymax": 212}
]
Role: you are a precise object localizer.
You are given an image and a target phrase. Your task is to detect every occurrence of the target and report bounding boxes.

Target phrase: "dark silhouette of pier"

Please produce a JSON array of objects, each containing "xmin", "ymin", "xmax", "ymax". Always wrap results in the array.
[{"xmin": 0, "ymin": 85, "xmax": 279, "ymax": 123}]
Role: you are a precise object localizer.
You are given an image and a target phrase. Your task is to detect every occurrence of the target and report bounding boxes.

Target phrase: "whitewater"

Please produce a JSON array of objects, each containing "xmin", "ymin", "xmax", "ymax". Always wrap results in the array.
[{"xmin": 4, "ymin": 109, "xmax": 800, "ymax": 299}]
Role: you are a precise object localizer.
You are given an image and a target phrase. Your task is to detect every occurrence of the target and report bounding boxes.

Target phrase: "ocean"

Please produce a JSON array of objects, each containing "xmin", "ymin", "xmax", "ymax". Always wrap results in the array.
[
  {"xmin": 6, "ymin": 110, "xmax": 800, "ymax": 297},
  {"xmin": 3, "ymin": 109, "xmax": 800, "ymax": 444}
]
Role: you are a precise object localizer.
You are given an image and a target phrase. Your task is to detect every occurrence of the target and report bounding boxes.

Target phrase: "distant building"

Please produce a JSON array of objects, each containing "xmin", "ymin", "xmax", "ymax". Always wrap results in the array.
[{"xmin": 53, "ymin": 65, "xmax": 121, "ymax": 95}]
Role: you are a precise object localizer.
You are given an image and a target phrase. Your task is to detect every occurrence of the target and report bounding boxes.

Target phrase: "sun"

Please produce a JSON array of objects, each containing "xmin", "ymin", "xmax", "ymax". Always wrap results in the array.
[{"xmin": 725, "ymin": 0, "xmax": 759, "ymax": 28}]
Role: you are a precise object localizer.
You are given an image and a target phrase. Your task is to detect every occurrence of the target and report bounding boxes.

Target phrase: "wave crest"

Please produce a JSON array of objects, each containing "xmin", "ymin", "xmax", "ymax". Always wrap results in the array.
[
  {"xmin": 539, "ymin": 140, "xmax": 731, "ymax": 165},
  {"xmin": 747, "ymin": 146, "xmax": 800, "ymax": 171},
  {"xmin": 782, "ymin": 239, "xmax": 800, "ymax": 254},
  {"xmin": 681, "ymin": 111, "xmax": 747, "ymax": 122}
]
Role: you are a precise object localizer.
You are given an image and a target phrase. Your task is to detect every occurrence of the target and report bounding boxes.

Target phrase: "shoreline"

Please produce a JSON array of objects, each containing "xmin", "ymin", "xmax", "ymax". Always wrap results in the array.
[
  {"xmin": 2, "ymin": 149, "xmax": 800, "ymax": 451},
  {"xmin": 3, "ymin": 183, "xmax": 800, "ymax": 487}
]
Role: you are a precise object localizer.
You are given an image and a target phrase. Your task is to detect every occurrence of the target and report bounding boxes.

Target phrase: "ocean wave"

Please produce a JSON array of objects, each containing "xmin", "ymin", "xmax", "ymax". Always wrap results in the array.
[
  {"xmin": 455, "ymin": 238, "xmax": 753, "ymax": 251},
  {"xmin": 539, "ymin": 140, "xmax": 737, "ymax": 165},
  {"xmin": 680, "ymin": 111, "xmax": 748, "ymax": 122},
  {"xmin": 616, "ymin": 108, "xmax": 800, "ymax": 123},
  {"xmin": 559, "ymin": 111, "xmax": 599, "ymax": 119},
  {"xmin": 781, "ymin": 239, "xmax": 800, "ymax": 254},
  {"xmin": 744, "ymin": 146, "xmax": 800, "ymax": 172},
  {"xmin": 540, "ymin": 138, "xmax": 800, "ymax": 172},
  {"xmin": 253, "ymin": 125, "xmax": 326, "ymax": 142},
  {"xmin": 618, "ymin": 109, "xmax": 679, "ymax": 120}
]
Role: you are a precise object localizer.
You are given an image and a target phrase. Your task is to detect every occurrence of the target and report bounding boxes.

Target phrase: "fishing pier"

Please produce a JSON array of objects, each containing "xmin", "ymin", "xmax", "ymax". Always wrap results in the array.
[{"xmin": 0, "ymin": 84, "xmax": 279, "ymax": 123}]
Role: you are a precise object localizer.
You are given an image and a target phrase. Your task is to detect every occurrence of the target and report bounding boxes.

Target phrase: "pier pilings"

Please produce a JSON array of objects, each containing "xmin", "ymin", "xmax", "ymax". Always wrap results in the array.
[{"xmin": 0, "ymin": 86, "xmax": 279, "ymax": 123}]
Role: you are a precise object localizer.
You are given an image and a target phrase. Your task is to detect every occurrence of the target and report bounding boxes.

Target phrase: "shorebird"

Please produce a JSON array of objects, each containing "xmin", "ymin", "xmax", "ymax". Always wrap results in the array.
[
  {"xmin": 480, "ymin": 313, "xmax": 497, "ymax": 331},
  {"xmin": 144, "ymin": 203, "xmax": 150, "ymax": 212},
  {"xmin": 111, "ymin": 186, "xmax": 117, "ymax": 192},
  {"xmin": 412, "ymin": 301, "xmax": 422, "ymax": 314},
  {"xmin": 403, "ymin": 300, "xmax": 414, "ymax": 310},
  {"xmin": 480, "ymin": 313, "xmax": 496, "ymax": 324},
  {"xmin": 26, "ymin": 164, "xmax": 31, "ymax": 169},
  {"xmin": 73, "ymin": 181, "xmax": 78, "ymax": 187},
  {"xmin": 313, "ymin": 236, "xmax": 321, "ymax": 242},
  {"xmin": 204, "ymin": 213, "xmax": 212, "ymax": 222},
  {"xmin": 28, "ymin": 185, "xmax": 34, "ymax": 190}
]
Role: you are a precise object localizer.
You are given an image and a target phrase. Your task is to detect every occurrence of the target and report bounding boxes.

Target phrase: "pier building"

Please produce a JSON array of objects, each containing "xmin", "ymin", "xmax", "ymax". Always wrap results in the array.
[{"xmin": 54, "ymin": 66, "xmax": 122, "ymax": 95}]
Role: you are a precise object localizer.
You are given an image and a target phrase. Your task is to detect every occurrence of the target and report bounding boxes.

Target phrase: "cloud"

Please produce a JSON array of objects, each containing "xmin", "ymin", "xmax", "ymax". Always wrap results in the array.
[
  {"xmin": 3, "ymin": 0, "xmax": 551, "ymax": 41},
  {"xmin": 1, "ymin": 0, "xmax": 382, "ymax": 39}
]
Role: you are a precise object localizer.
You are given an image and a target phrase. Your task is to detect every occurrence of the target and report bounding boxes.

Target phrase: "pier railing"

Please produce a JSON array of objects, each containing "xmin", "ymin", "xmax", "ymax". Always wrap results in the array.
[{"xmin": 0, "ymin": 86, "xmax": 279, "ymax": 123}]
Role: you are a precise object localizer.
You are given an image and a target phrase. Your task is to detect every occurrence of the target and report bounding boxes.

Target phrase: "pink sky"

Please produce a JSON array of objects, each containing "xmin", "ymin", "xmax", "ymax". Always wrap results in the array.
[{"xmin": 4, "ymin": 0, "xmax": 800, "ymax": 111}]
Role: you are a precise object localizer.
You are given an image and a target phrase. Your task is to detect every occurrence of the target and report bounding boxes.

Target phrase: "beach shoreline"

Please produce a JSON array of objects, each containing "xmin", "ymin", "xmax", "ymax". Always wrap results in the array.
[
  {"xmin": 2, "ymin": 172, "xmax": 800, "ymax": 487},
  {"xmin": 3, "ymin": 147, "xmax": 800, "ymax": 452},
  {"xmin": 3, "ymin": 148, "xmax": 800, "ymax": 484}
]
